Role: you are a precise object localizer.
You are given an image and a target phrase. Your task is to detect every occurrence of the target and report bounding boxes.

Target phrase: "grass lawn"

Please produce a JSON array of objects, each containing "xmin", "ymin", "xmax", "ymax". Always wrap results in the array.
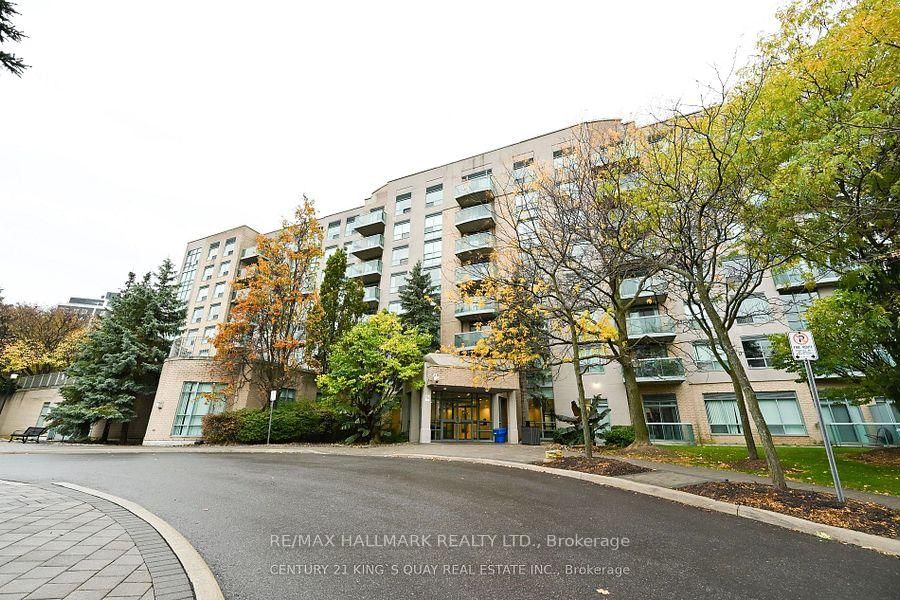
[{"xmin": 625, "ymin": 445, "xmax": 900, "ymax": 497}]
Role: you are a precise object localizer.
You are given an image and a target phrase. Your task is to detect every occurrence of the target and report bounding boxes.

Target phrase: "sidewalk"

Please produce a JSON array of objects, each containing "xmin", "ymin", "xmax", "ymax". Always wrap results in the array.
[{"xmin": 0, "ymin": 481, "xmax": 193, "ymax": 600}]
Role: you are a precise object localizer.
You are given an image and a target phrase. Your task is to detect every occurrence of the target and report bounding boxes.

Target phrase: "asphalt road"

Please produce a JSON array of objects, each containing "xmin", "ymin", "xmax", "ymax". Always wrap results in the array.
[{"xmin": 1, "ymin": 452, "xmax": 896, "ymax": 600}]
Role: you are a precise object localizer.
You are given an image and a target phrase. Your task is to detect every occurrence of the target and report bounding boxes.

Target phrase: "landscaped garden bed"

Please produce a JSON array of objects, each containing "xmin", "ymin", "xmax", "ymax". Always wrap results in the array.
[
  {"xmin": 539, "ymin": 456, "xmax": 652, "ymax": 477},
  {"xmin": 679, "ymin": 481, "xmax": 900, "ymax": 538}
]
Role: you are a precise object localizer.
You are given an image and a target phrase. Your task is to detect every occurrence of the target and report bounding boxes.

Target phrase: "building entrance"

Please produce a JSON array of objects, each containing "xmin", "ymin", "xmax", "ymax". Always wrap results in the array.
[{"xmin": 431, "ymin": 390, "xmax": 493, "ymax": 441}]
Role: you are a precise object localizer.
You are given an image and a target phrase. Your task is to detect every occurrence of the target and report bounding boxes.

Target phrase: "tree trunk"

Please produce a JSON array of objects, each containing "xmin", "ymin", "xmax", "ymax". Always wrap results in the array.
[
  {"xmin": 119, "ymin": 421, "xmax": 130, "ymax": 445},
  {"xmin": 517, "ymin": 370, "xmax": 528, "ymax": 440},
  {"xmin": 731, "ymin": 382, "xmax": 759, "ymax": 460},
  {"xmin": 698, "ymin": 293, "xmax": 787, "ymax": 489},
  {"xmin": 620, "ymin": 357, "xmax": 651, "ymax": 446},
  {"xmin": 100, "ymin": 421, "xmax": 111, "ymax": 443},
  {"xmin": 571, "ymin": 353, "xmax": 593, "ymax": 459}
]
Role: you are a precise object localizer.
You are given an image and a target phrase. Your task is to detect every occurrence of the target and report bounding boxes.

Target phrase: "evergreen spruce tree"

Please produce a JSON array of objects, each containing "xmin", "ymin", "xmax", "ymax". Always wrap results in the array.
[
  {"xmin": 399, "ymin": 261, "xmax": 440, "ymax": 350},
  {"xmin": 50, "ymin": 260, "xmax": 184, "ymax": 442},
  {"xmin": 306, "ymin": 249, "xmax": 365, "ymax": 373}
]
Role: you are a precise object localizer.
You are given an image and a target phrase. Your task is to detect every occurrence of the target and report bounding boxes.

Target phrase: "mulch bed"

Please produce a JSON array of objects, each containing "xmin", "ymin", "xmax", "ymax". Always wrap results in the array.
[
  {"xmin": 539, "ymin": 456, "xmax": 652, "ymax": 477},
  {"xmin": 680, "ymin": 481, "xmax": 900, "ymax": 538},
  {"xmin": 848, "ymin": 447, "xmax": 900, "ymax": 467}
]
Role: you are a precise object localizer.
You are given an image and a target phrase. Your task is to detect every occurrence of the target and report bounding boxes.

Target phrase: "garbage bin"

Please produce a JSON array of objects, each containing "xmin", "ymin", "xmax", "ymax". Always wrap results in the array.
[{"xmin": 492, "ymin": 427, "xmax": 508, "ymax": 444}]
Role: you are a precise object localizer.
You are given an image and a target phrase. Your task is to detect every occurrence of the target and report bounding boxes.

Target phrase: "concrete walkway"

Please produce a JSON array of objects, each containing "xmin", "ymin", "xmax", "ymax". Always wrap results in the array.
[{"xmin": 0, "ymin": 482, "xmax": 193, "ymax": 600}]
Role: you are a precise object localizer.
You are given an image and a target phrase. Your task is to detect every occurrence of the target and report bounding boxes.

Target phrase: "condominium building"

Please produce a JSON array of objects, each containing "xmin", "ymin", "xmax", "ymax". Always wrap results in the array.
[
  {"xmin": 141, "ymin": 121, "xmax": 898, "ymax": 447},
  {"xmin": 57, "ymin": 292, "xmax": 117, "ymax": 320}
]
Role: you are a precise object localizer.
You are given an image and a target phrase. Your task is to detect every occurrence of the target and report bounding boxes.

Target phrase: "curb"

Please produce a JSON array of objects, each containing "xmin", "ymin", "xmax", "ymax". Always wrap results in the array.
[
  {"xmin": 54, "ymin": 482, "xmax": 224, "ymax": 600},
  {"xmin": 384, "ymin": 453, "xmax": 900, "ymax": 557}
]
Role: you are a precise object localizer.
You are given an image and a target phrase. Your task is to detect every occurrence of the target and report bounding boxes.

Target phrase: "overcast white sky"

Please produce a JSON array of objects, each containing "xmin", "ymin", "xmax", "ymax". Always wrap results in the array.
[{"xmin": 1, "ymin": 1, "xmax": 784, "ymax": 305}]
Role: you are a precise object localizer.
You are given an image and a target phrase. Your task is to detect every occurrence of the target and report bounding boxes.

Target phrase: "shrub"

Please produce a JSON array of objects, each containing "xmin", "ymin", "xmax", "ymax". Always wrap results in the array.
[
  {"xmin": 202, "ymin": 412, "xmax": 243, "ymax": 444},
  {"xmin": 601, "ymin": 425, "xmax": 635, "ymax": 447}
]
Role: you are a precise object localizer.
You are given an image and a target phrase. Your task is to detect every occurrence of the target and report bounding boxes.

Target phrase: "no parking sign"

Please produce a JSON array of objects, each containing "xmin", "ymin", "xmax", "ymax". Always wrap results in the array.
[{"xmin": 788, "ymin": 330, "xmax": 818, "ymax": 361}]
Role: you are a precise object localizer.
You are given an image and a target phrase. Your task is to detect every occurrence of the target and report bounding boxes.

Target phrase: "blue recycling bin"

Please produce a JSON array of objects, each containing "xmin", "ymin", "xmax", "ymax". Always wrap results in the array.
[{"xmin": 492, "ymin": 427, "xmax": 508, "ymax": 444}]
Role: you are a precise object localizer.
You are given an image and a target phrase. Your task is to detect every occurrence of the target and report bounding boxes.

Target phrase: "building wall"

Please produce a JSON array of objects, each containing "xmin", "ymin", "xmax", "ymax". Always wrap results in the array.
[{"xmin": 0, "ymin": 387, "xmax": 63, "ymax": 437}]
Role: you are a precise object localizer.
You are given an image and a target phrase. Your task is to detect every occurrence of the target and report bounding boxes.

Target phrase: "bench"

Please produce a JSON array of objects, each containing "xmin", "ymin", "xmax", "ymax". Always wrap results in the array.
[{"xmin": 8, "ymin": 426, "xmax": 48, "ymax": 443}]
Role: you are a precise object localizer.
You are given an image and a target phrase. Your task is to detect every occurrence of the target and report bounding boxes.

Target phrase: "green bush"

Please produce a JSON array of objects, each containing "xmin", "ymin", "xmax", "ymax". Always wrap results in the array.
[
  {"xmin": 201, "ymin": 402, "xmax": 352, "ymax": 445},
  {"xmin": 600, "ymin": 425, "xmax": 635, "ymax": 447},
  {"xmin": 201, "ymin": 412, "xmax": 243, "ymax": 444}
]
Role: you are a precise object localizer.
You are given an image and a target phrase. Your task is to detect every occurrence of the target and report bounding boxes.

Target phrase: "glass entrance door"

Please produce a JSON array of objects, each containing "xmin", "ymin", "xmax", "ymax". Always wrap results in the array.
[{"xmin": 432, "ymin": 390, "xmax": 493, "ymax": 441}]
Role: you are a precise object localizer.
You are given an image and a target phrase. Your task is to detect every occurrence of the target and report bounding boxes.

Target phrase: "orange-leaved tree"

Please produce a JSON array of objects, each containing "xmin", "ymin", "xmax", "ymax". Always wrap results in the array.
[{"xmin": 213, "ymin": 197, "xmax": 324, "ymax": 405}]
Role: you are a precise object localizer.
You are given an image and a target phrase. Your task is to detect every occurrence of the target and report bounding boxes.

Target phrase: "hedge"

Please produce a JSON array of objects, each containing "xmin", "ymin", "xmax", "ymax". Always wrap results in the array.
[{"xmin": 202, "ymin": 402, "xmax": 350, "ymax": 445}]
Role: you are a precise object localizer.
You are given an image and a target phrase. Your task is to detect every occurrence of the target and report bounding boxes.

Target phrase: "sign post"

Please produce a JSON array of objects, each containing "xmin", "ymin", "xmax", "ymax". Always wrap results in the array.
[
  {"xmin": 266, "ymin": 390, "xmax": 277, "ymax": 446},
  {"xmin": 789, "ymin": 331, "xmax": 845, "ymax": 503}
]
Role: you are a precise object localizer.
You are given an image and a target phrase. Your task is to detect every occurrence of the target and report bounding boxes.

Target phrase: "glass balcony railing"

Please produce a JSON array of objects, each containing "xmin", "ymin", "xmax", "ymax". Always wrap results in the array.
[
  {"xmin": 455, "ymin": 203, "xmax": 495, "ymax": 231},
  {"xmin": 363, "ymin": 286, "xmax": 380, "ymax": 303},
  {"xmin": 619, "ymin": 275, "xmax": 667, "ymax": 298},
  {"xmin": 353, "ymin": 210, "xmax": 387, "ymax": 234},
  {"xmin": 825, "ymin": 422, "xmax": 900, "ymax": 446},
  {"xmin": 240, "ymin": 246, "xmax": 258, "ymax": 261},
  {"xmin": 455, "ymin": 232, "xmax": 494, "ymax": 256},
  {"xmin": 455, "ymin": 262, "xmax": 493, "ymax": 284},
  {"xmin": 633, "ymin": 357, "xmax": 685, "ymax": 381},
  {"xmin": 351, "ymin": 234, "xmax": 384, "ymax": 258},
  {"xmin": 454, "ymin": 329, "xmax": 490, "ymax": 350},
  {"xmin": 626, "ymin": 314, "xmax": 676, "ymax": 338},
  {"xmin": 454, "ymin": 176, "xmax": 494, "ymax": 205},
  {"xmin": 346, "ymin": 259, "xmax": 382, "ymax": 280},
  {"xmin": 454, "ymin": 298, "xmax": 497, "ymax": 318},
  {"xmin": 647, "ymin": 422, "xmax": 696, "ymax": 444},
  {"xmin": 772, "ymin": 264, "xmax": 840, "ymax": 290}
]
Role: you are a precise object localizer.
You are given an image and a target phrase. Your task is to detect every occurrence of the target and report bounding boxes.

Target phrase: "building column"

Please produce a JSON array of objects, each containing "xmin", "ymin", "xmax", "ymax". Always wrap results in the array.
[
  {"xmin": 419, "ymin": 385, "xmax": 432, "ymax": 444},
  {"xmin": 491, "ymin": 393, "xmax": 501, "ymax": 429},
  {"xmin": 506, "ymin": 391, "xmax": 519, "ymax": 444},
  {"xmin": 409, "ymin": 388, "xmax": 421, "ymax": 443}
]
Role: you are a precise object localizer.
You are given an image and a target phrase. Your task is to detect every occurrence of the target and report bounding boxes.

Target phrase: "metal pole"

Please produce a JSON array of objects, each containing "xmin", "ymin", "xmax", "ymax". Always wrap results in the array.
[
  {"xmin": 266, "ymin": 391, "xmax": 276, "ymax": 446},
  {"xmin": 804, "ymin": 359, "xmax": 845, "ymax": 503}
]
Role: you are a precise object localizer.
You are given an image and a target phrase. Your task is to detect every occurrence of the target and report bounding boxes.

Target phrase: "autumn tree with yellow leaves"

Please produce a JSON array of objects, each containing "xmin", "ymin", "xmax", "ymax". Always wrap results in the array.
[{"xmin": 212, "ymin": 197, "xmax": 324, "ymax": 404}]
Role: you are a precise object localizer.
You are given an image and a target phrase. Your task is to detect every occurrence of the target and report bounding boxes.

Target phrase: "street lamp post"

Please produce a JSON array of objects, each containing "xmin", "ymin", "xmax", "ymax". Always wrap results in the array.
[{"xmin": 266, "ymin": 390, "xmax": 277, "ymax": 446}]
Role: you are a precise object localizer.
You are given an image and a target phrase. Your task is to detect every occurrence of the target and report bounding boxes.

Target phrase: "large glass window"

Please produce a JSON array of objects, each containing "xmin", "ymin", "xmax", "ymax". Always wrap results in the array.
[
  {"xmin": 191, "ymin": 307, "xmax": 204, "ymax": 323},
  {"xmin": 395, "ymin": 193, "xmax": 412, "ymax": 215},
  {"xmin": 208, "ymin": 303, "xmax": 221, "ymax": 321},
  {"xmin": 392, "ymin": 246, "xmax": 409, "ymax": 268},
  {"xmin": 344, "ymin": 216, "xmax": 357, "ymax": 237},
  {"xmin": 513, "ymin": 157, "xmax": 534, "ymax": 183},
  {"xmin": 423, "ymin": 267, "xmax": 441, "ymax": 291},
  {"xmin": 742, "ymin": 335, "xmax": 774, "ymax": 368},
  {"xmin": 213, "ymin": 282, "xmax": 226, "ymax": 299},
  {"xmin": 704, "ymin": 394, "xmax": 742, "ymax": 434},
  {"xmin": 388, "ymin": 300, "xmax": 403, "ymax": 314},
  {"xmin": 423, "ymin": 239, "xmax": 442, "ymax": 268},
  {"xmin": 693, "ymin": 341, "xmax": 727, "ymax": 371},
  {"xmin": 202, "ymin": 265, "xmax": 214, "ymax": 281},
  {"xmin": 326, "ymin": 221, "xmax": 341, "ymax": 240},
  {"xmin": 390, "ymin": 272, "xmax": 406, "ymax": 294},
  {"xmin": 196, "ymin": 286, "xmax": 209, "ymax": 302},
  {"xmin": 172, "ymin": 382, "xmax": 225, "ymax": 437},
  {"xmin": 177, "ymin": 248, "xmax": 201, "ymax": 301},
  {"xmin": 425, "ymin": 184, "xmax": 443, "ymax": 207},
  {"xmin": 203, "ymin": 325, "xmax": 217, "ymax": 342},
  {"xmin": 394, "ymin": 220, "xmax": 410, "ymax": 241},
  {"xmin": 276, "ymin": 388, "xmax": 296, "ymax": 407},
  {"xmin": 424, "ymin": 213, "xmax": 443, "ymax": 237},
  {"xmin": 736, "ymin": 294, "xmax": 770, "ymax": 325},
  {"xmin": 207, "ymin": 242, "xmax": 220, "ymax": 261},
  {"xmin": 223, "ymin": 237, "xmax": 236, "ymax": 257},
  {"xmin": 780, "ymin": 291, "xmax": 818, "ymax": 330},
  {"xmin": 218, "ymin": 262, "xmax": 231, "ymax": 277},
  {"xmin": 758, "ymin": 392, "xmax": 806, "ymax": 435}
]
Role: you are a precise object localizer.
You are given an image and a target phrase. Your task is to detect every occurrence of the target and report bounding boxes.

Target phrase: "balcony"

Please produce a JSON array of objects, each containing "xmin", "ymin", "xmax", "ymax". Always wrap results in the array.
[
  {"xmin": 353, "ymin": 209, "xmax": 387, "ymax": 236},
  {"xmin": 454, "ymin": 176, "xmax": 495, "ymax": 207},
  {"xmin": 239, "ymin": 246, "xmax": 258, "ymax": 263},
  {"xmin": 454, "ymin": 298, "xmax": 497, "ymax": 321},
  {"xmin": 362, "ymin": 285, "xmax": 380, "ymax": 308},
  {"xmin": 346, "ymin": 259, "xmax": 382, "ymax": 284},
  {"xmin": 454, "ymin": 329, "xmax": 490, "ymax": 351},
  {"xmin": 772, "ymin": 264, "xmax": 840, "ymax": 291},
  {"xmin": 455, "ymin": 203, "xmax": 495, "ymax": 234},
  {"xmin": 455, "ymin": 232, "xmax": 494, "ymax": 261},
  {"xmin": 648, "ymin": 423, "xmax": 696, "ymax": 445},
  {"xmin": 455, "ymin": 262, "xmax": 493, "ymax": 285},
  {"xmin": 351, "ymin": 234, "xmax": 384, "ymax": 260},
  {"xmin": 626, "ymin": 314, "xmax": 676, "ymax": 341},
  {"xmin": 633, "ymin": 357, "xmax": 685, "ymax": 382},
  {"xmin": 619, "ymin": 275, "xmax": 667, "ymax": 300},
  {"xmin": 825, "ymin": 422, "xmax": 900, "ymax": 447}
]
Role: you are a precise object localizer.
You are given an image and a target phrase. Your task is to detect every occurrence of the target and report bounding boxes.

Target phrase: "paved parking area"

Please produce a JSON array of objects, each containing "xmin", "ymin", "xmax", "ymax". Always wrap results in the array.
[{"xmin": 0, "ymin": 482, "xmax": 192, "ymax": 600}]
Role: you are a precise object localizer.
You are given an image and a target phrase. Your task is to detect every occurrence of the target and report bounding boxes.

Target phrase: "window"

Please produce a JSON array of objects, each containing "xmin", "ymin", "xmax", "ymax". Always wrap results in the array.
[
  {"xmin": 207, "ymin": 242, "xmax": 220, "ymax": 261},
  {"xmin": 736, "ymin": 294, "xmax": 770, "ymax": 324},
  {"xmin": 423, "ymin": 267, "xmax": 441, "ymax": 290},
  {"xmin": 758, "ymin": 392, "xmax": 806, "ymax": 435},
  {"xmin": 394, "ymin": 220, "xmax": 410, "ymax": 241},
  {"xmin": 324, "ymin": 246, "xmax": 338, "ymax": 261},
  {"xmin": 395, "ymin": 193, "xmax": 412, "ymax": 215},
  {"xmin": 423, "ymin": 239, "xmax": 441, "ymax": 268},
  {"xmin": 223, "ymin": 238, "xmax": 236, "ymax": 257},
  {"xmin": 581, "ymin": 346, "xmax": 606, "ymax": 374},
  {"xmin": 327, "ymin": 221, "xmax": 341, "ymax": 240},
  {"xmin": 553, "ymin": 147, "xmax": 573, "ymax": 170},
  {"xmin": 202, "ymin": 265, "xmax": 214, "ymax": 281},
  {"xmin": 213, "ymin": 282, "xmax": 226, "ymax": 299},
  {"xmin": 191, "ymin": 307, "xmax": 204, "ymax": 323},
  {"xmin": 693, "ymin": 341, "xmax": 727, "ymax": 371},
  {"xmin": 704, "ymin": 394, "xmax": 742, "ymax": 434},
  {"xmin": 198, "ymin": 348, "xmax": 210, "ymax": 357},
  {"xmin": 462, "ymin": 169, "xmax": 491, "ymax": 181},
  {"xmin": 392, "ymin": 246, "xmax": 409, "ymax": 267},
  {"xmin": 36, "ymin": 402, "xmax": 53, "ymax": 428},
  {"xmin": 390, "ymin": 272, "xmax": 406, "ymax": 294},
  {"xmin": 424, "ymin": 213, "xmax": 442, "ymax": 237},
  {"xmin": 184, "ymin": 329, "xmax": 199, "ymax": 351},
  {"xmin": 276, "ymin": 388, "xmax": 296, "ymax": 406},
  {"xmin": 388, "ymin": 301, "xmax": 403, "ymax": 314},
  {"xmin": 196, "ymin": 286, "xmax": 209, "ymax": 302},
  {"xmin": 781, "ymin": 291, "xmax": 817, "ymax": 330},
  {"xmin": 203, "ymin": 326, "xmax": 217, "ymax": 342},
  {"xmin": 218, "ymin": 262, "xmax": 231, "ymax": 277},
  {"xmin": 208, "ymin": 303, "xmax": 222, "ymax": 321},
  {"xmin": 513, "ymin": 157, "xmax": 534, "ymax": 182},
  {"xmin": 177, "ymin": 248, "xmax": 201, "ymax": 301},
  {"xmin": 741, "ymin": 335, "xmax": 774, "ymax": 368},
  {"xmin": 425, "ymin": 184, "xmax": 443, "ymax": 207},
  {"xmin": 172, "ymin": 382, "xmax": 225, "ymax": 437},
  {"xmin": 345, "ymin": 216, "xmax": 357, "ymax": 237},
  {"xmin": 686, "ymin": 302, "xmax": 710, "ymax": 330}
]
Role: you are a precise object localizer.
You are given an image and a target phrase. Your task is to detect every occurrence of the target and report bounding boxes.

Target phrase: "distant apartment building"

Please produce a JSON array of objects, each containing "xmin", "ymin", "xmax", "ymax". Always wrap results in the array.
[
  {"xmin": 141, "ymin": 121, "xmax": 899, "ymax": 446},
  {"xmin": 58, "ymin": 292, "xmax": 117, "ymax": 320}
]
